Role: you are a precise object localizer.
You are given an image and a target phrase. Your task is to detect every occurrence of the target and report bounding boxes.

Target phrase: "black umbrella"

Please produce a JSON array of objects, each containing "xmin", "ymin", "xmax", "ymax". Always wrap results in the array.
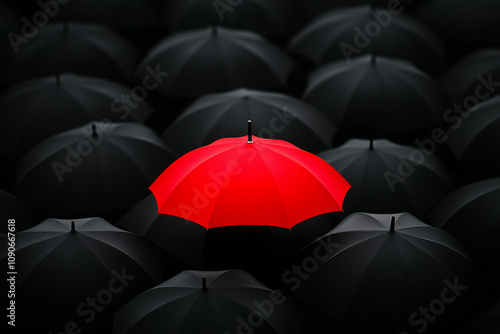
[
  {"xmin": 0, "ymin": 217, "xmax": 170, "ymax": 333},
  {"xmin": 297, "ymin": 0, "xmax": 420, "ymax": 19},
  {"xmin": 12, "ymin": 122, "xmax": 176, "ymax": 221},
  {"xmin": 117, "ymin": 194, "xmax": 340, "ymax": 285},
  {"xmin": 440, "ymin": 49, "xmax": 500, "ymax": 102},
  {"xmin": 317, "ymin": 139, "xmax": 453, "ymax": 221},
  {"xmin": 114, "ymin": 269, "xmax": 303, "ymax": 334},
  {"xmin": 164, "ymin": 0, "xmax": 300, "ymax": 42},
  {"xmin": 4, "ymin": 0, "xmax": 161, "ymax": 36},
  {"xmin": 462, "ymin": 295, "xmax": 500, "ymax": 334},
  {"xmin": 427, "ymin": 178, "xmax": 500, "ymax": 282},
  {"xmin": 445, "ymin": 95, "xmax": 500, "ymax": 180},
  {"xmin": 415, "ymin": 0, "xmax": 500, "ymax": 48},
  {"xmin": 162, "ymin": 88, "xmax": 337, "ymax": 155},
  {"xmin": 303, "ymin": 55, "xmax": 452, "ymax": 143},
  {"xmin": 289, "ymin": 5, "xmax": 446, "ymax": 75},
  {"xmin": 0, "ymin": 190, "xmax": 38, "ymax": 241},
  {"xmin": 0, "ymin": 1, "xmax": 20, "ymax": 48},
  {"xmin": 1, "ymin": 22, "xmax": 138, "ymax": 86},
  {"xmin": 135, "ymin": 26, "xmax": 296, "ymax": 99},
  {"xmin": 291, "ymin": 212, "xmax": 484, "ymax": 334},
  {"xmin": 0, "ymin": 74, "xmax": 154, "ymax": 162}
]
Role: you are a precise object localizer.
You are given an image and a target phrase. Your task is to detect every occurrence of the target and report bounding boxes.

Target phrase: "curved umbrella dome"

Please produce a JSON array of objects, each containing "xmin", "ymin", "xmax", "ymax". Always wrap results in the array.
[
  {"xmin": 0, "ymin": 74, "xmax": 154, "ymax": 162},
  {"xmin": 289, "ymin": 5, "xmax": 446, "ymax": 75},
  {"xmin": 135, "ymin": 26, "xmax": 296, "ymax": 99},
  {"xmin": 162, "ymin": 88, "xmax": 337, "ymax": 155}
]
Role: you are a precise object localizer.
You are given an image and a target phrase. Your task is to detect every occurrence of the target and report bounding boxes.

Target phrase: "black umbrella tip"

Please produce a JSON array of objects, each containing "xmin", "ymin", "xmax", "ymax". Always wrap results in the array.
[
  {"xmin": 369, "ymin": 138, "xmax": 374, "ymax": 150},
  {"xmin": 91, "ymin": 124, "xmax": 98, "ymax": 138},
  {"xmin": 247, "ymin": 120, "xmax": 253, "ymax": 143},
  {"xmin": 202, "ymin": 276, "xmax": 207, "ymax": 290},
  {"xmin": 70, "ymin": 220, "xmax": 76, "ymax": 233},
  {"xmin": 390, "ymin": 216, "xmax": 396, "ymax": 232}
]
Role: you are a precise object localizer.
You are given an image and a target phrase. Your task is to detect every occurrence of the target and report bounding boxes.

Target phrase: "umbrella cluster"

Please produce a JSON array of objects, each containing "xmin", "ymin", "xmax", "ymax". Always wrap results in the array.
[{"xmin": 1, "ymin": 1, "xmax": 499, "ymax": 333}]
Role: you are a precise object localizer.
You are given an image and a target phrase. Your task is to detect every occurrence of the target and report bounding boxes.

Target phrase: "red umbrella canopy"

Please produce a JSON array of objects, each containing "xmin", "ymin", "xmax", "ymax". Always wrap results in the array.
[{"xmin": 150, "ymin": 127, "xmax": 350, "ymax": 229}]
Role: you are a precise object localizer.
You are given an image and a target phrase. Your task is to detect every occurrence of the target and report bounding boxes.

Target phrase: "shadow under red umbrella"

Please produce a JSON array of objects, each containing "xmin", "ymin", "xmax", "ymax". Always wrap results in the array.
[
  {"xmin": 149, "ymin": 120, "xmax": 351, "ymax": 229},
  {"xmin": 118, "ymin": 194, "xmax": 340, "ymax": 286}
]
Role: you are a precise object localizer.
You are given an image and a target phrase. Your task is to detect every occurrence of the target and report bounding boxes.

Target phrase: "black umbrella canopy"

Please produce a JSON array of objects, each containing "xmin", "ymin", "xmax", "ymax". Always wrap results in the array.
[
  {"xmin": 114, "ymin": 269, "xmax": 304, "ymax": 334},
  {"xmin": 297, "ymin": 0, "xmax": 420, "ymax": 19},
  {"xmin": 303, "ymin": 55, "xmax": 452, "ymax": 143},
  {"xmin": 0, "ymin": 22, "xmax": 138, "ymax": 86},
  {"xmin": 444, "ymin": 95, "xmax": 500, "ymax": 180},
  {"xmin": 0, "ymin": 74, "xmax": 154, "ymax": 162},
  {"xmin": 0, "ymin": 217, "xmax": 171, "ymax": 333},
  {"xmin": 291, "ymin": 212, "xmax": 485, "ymax": 334},
  {"xmin": 3, "ymin": 0, "xmax": 161, "ymax": 35},
  {"xmin": 0, "ymin": 1, "xmax": 20, "ymax": 43},
  {"xmin": 440, "ymin": 49, "xmax": 500, "ymax": 102},
  {"xmin": 164, "ymin": 0, "xmax": 300, "ymax": 42},
  {"xmin": 462, "ymin": 295, "xmax": 500, "ymax": 334},
  {"xmin": 117, "ymin": 194, "xmax": 340, "ymax": 285},
  {"xmin": 12, "ymin": 122, "xmax": 176, "ymax": 221},
  {"xmin": 0, "ymin": 190, "xmax": 39, "ymax": 241},
  {"xmin": 135, "ymin": 26, "xmax": 296, "ymax": 99},
  {"xmin": 162, "ymin": 88, "xmax": 337, "ymax": 155},
  {"xmin": 415, "ymin": 0, "xmax": 500, "ymax": 48},
  {"xmin": 317, "ymin": 139, "xmax": 453, "ymax": 221},
  {"xmin": 288, "ymin": 5, "xmax": 446, "ymax": 75},
  {"xmin": 427, "ymin": 178, "xmax": 500, "ymax": 283}
]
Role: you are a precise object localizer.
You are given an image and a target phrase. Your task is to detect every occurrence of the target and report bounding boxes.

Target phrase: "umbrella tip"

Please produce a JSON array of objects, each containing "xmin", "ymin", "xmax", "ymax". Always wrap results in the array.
[
  {"xmin": 390, "ymin": 216, "xmax": 396, "ymax": 232},
  {"xmin": 369, "ymin": 138, "xmax": 374, "ymax": 150},
  {"xmin": 211, "ymin": 25, "xmax": 218, "ymax": 36},
  {"xmin": 70, "ymin": 220, "xmax": 76, "ymax": 233},
  {"xmin": 91, "ymin": 124, "xmax": 98, "ymax": 138},
  {"xmin": 247, "ymin": 120, "xmax": 253, "ymax": 144},
  {"xmin": 202, "ymin": 276, "xmax": 207, "ymax": 290}
]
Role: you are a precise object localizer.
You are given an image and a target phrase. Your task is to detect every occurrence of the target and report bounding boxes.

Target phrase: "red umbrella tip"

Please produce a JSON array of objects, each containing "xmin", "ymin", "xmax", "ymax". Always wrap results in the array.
[
  {"xmin": 202, "ymin": 276, "xmax": 207, "ymax": 290},
  {"xmin": 247, "ymin": 120, "xmax": 253, "ymax": 143},
  {"xmin": 390, "ymin": 216, "xmax": 396, "ymax": 232}
]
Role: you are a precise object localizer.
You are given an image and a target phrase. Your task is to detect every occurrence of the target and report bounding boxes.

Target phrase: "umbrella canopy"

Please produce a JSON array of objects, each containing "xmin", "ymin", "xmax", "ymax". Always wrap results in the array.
[
  {"xmin": 0, "ymin": 190, "xmax": 39, "ymax": 241},
  {"xmin": 1, "ymin": 22, "xmax": 138, "ymax": 86},
  {"xmin": 0, "ymin": 74, "xmax": 154, "ymax": 162},
  {"xmin": 164, "ymin": 0, "xmax": 299, "ymax": 42},
  {"xmin": 114, "ymin": 269, "xmax": 303, "ymax": 334},
  {"xmin": 161, "ymin": 88, "xmax": 337, "ymax": 155},
  {"xmin": 0, "ymin": 1, "xmax": 20, "ymax": 44},
  {"xmin": 4, "ymin": 0, "xmax": 161, "ymax": 35},
  {"xmin": 289, "ymin": 5, "xmax": 446, "ymax": 75},
  {"xmin": 303, "ymin": 54, "xmax": 452, "ymax": 143},
  {"xmin": 415, "ymin": 0, "xmax": 500, "ymax": 48},
  {"xmin": 135, "ymin": 26, "xmax": 296, "ymax": 99},
  {"xmin": 292, "ymin": 212, "xmax": 484, "ymax": 333},
  {"xmin": 12, "ymin": 122, "xmax": 176, "ymax": 220},
  {"xmin": 0, "ymin": 217, "xmax": 170, "ymax": 333},
  {"xmin": 149, "ymin": 132, "xmax": 351, "ymax": 229},
  {"xmin": 445, "ymin": 95, "xmax": 500, "ymax": 179},
  {"xmin": 462, "ymin": 295, "xmax": 500, "ymax": 334},
  {"xmin": 118, "ymin": 194, "xmax": 339, "ymax": 276},
  {"xmin": 297, "ymin": 0, "xmax": 419, "ymax": 19},
  {"xmin": 317, "ymin": 139, "xmax": 453, "ymax": 221},
  {"xmin": 440, "ymin": 49, "xmax": 500, "ymax": 102},
  {"xmin": 427, "ymin": 178, "xmax": 500, "ymax": 282}
]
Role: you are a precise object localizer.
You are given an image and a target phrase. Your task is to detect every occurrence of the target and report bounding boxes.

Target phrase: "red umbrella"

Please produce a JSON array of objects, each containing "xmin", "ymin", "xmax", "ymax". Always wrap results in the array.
[{"xmin": 150, "ymin": 121, "xmax": 350, "ymax": 229}]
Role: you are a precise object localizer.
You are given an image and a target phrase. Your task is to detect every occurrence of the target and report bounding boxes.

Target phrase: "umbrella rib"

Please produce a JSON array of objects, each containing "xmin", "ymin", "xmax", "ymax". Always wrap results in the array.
[{"xmin": 260, "ymin": 145, "xmax": 343, "ymax": 210}]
